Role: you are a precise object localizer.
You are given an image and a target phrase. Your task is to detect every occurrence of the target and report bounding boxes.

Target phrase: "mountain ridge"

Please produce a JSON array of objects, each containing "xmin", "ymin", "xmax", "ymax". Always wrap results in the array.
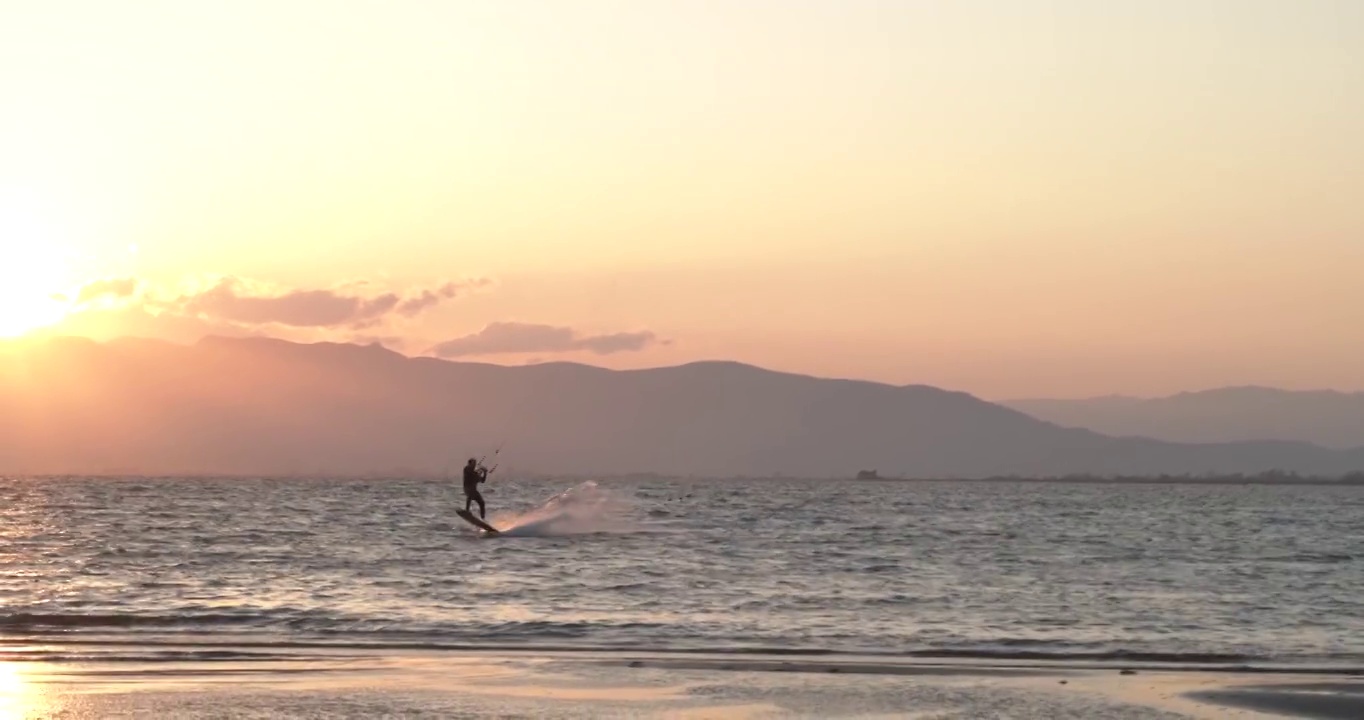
[
  {"xmin": 2, "ymin": 335, "xmax": 1361, "ymax": 478},
  {"xmin": 1006, "ymin": 387, "xmax": 1364, "ymax": 450}
]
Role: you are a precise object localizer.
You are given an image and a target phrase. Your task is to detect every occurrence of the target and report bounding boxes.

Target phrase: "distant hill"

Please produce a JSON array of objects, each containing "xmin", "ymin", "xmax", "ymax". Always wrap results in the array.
[
  {"xmin": 2, "ymin": 336, "xmax": 1362, "ymax": 478},
  {"xmin": 1006, "ymin": 387, "xmax": 1364, "ymax": 450}
]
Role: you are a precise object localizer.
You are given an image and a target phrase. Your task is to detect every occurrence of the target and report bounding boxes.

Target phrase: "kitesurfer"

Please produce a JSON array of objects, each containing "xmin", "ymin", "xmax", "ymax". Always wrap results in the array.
[{"xmin": 462, "ymin": 457, "xmax": 489, "ymax": 519}]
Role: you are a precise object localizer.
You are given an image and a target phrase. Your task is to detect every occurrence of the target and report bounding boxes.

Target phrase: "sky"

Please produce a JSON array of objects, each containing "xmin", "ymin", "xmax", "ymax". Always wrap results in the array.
[{"xmin": 2, "ymin": 0, "xmax": 1362, "ymax": 399}]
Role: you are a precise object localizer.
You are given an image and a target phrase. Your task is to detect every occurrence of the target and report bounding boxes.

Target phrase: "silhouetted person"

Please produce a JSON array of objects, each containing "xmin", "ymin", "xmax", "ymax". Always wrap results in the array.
[{"xmin": 462, "ymin": 457, "xmax": 488, "ymax": 518}]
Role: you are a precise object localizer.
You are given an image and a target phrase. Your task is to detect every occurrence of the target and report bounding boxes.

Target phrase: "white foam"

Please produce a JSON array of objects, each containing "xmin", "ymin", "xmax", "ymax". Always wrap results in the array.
[{"xmin": 490, "ymin": 481, "xmax": 637, "ymax": 537}]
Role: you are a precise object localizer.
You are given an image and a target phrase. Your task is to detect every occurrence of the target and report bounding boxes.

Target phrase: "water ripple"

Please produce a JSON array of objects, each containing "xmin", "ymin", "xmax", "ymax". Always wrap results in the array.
[{"xmin": 1, "ymin": 476, "xmax": 1361, "ymax": 666}]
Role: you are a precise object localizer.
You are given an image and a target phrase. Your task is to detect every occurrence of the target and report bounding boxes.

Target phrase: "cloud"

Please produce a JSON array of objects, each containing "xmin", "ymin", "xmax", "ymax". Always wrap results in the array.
[
  {"xmin": 48, "ymin": 274, "xmax": 490, "ymax": 346},
  {"xmin": 428, "ymin": 322, "xmax": 661, "ymax": 358},
  {"xmin": 172, "ymin": 276, "xmax": 480, "ymax": 329},
  {"xmin": 75, "ymin": 277, "xmax": 139, "ymax": 305},
  {"xmin": 396, "ymin": 280, "xmax": 483, "ymax": 317}
]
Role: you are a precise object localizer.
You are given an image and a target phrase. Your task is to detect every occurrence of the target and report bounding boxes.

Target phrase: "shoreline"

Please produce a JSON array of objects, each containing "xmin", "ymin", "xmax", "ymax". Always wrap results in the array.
[
  {"xmin": 8, "ymin": 634, "xmax": 1362, "ymax": 671},
  {"xmin": 4, "ymin": 643, "xmax": 1362, "ymax": 718}
]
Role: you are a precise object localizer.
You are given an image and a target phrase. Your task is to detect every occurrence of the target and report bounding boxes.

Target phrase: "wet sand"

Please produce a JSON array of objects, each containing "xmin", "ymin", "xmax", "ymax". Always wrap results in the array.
[
  {"xmin": 2, "ymin": 647, "xmax": 1361, "ymax": 718},
  {"xmin": 1187, "ymin": 683, "xmax": 1364, "ymax": 720}
]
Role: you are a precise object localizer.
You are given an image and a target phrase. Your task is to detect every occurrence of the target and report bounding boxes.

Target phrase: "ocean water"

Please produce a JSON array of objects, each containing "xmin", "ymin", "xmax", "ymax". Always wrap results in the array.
[{"xmin": 2, "ymin": 476, "xmax": 1361, "ymax": 668}]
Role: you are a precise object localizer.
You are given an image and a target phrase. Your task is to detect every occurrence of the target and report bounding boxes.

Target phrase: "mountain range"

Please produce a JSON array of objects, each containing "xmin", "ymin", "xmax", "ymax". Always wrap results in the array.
[
  {"xmin": 1005, "ymin": 388, "xmax": 1364, "ymax": 450},
  {"xmin": 2, "ymin": 335, "xmax": 1361, "ymax": 478}
]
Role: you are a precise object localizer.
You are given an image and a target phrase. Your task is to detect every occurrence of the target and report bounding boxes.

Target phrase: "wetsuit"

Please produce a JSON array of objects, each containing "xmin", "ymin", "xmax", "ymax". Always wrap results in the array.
[{"xmin": 463, "ymin": 464, "xmax": 487, "ymax": 518}]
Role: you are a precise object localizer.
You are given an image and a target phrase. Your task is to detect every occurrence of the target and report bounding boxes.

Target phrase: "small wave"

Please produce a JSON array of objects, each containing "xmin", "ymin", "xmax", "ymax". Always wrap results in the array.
[
  {"xmin": 1, "ymin": 609, "xmax": 1355, "ymax": 671},
  {"xmin": 6, "ymin": 636, "xmax": 1361, "ymax": 675},
  {"xmin": 0, "ymin": 612, "xmax": 266, "ymax": 629},
  {"xmin": 903, "ymin": 647, "xmax": 1264, "ymax": 664},
  {"xmin": 0, "ymin": 612, "xmax": 1351, "ymax": 668},
  {"xmin": 4, "ymin": 649, "xmax": 314, "ymax": 664}
]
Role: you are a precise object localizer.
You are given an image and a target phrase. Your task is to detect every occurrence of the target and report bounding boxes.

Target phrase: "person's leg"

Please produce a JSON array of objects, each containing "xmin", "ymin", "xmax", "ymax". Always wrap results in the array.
[{"xmin": 472, "ymin": 488, "xmax": 487, "ymax": 518}]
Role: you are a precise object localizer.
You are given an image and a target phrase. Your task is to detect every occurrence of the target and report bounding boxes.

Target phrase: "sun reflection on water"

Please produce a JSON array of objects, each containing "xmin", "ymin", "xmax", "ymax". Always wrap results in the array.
[{"xmin": 0, "ymin": 664, "xmax": 32, "ymax": 719}]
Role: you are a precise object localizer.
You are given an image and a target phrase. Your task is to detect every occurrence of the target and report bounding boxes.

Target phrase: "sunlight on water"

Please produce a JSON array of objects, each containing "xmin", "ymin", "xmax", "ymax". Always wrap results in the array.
[
  {"xmin": 0, "ymin": 476, "xmax": 1360, "ymax": 666},
  {"xmin": 0, "ymin": 663, "xmax": 50, "ymax": 720}
]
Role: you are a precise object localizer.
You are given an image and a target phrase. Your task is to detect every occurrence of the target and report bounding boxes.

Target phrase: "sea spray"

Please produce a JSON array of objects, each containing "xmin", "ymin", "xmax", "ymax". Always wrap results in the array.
[{"xmin": 490, "ymin": 481, "xmax": 637, "ymax": 537}]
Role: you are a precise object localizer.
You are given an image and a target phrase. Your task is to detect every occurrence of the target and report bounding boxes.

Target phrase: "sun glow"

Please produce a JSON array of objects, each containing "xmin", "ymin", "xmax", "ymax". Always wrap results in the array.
[
  {"xmin": 0, "ymin": 662, "xmax": 42, "ymax": 719},
  {"xmin": 0, "ymin": 215, "xmax": 72, "ymax": 338}
]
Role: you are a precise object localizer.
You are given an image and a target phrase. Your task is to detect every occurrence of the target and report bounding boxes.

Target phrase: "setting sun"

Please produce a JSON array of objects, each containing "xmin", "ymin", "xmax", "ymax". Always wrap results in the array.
[{"xmin": 0, "ymin": 238, "xmax": 70, "ymax": 338}]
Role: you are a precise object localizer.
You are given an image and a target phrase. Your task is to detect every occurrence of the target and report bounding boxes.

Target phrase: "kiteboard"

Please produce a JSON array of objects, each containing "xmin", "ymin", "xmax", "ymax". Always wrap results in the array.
[{"xmin": 455, "ymin": 509, "xmax": 500, "ymax": 535}]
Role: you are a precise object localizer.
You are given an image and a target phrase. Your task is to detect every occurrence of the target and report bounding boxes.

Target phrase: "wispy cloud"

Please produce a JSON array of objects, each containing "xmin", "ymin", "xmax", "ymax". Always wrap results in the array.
[
  {"xmin": 397, "ymin": 280, "xmax": 490, "ymax": 317},
  {"xmin": 171, "ymin": 276, "xmax": 481, "ymax": 329},
  {"xmin": 51, "ymin": 276, "xmax": 663, "ymax": 363},
  {"xmin": 51, "ymin": 275, "xmax": 490, "ymax": 345},
  {"xmin": 428, "ymin": 322, "xmax": 661, "ymax": 358},
  {"xmin": 74, "ymin": 277, "xmax": 140, "ymax": 305}
]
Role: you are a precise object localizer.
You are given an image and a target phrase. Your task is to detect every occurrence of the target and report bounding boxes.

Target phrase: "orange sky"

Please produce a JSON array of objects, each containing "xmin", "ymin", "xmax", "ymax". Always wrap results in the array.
[{"xmin": 2, "ymin": 1, "xmax": 1362, "ymax": 398}]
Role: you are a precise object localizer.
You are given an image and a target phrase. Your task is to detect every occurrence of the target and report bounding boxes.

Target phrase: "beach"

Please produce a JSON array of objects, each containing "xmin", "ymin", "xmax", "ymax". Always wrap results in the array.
[{"xmin": 5, "ymin": 645, "xmax": 1363, "ymax": 718}]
